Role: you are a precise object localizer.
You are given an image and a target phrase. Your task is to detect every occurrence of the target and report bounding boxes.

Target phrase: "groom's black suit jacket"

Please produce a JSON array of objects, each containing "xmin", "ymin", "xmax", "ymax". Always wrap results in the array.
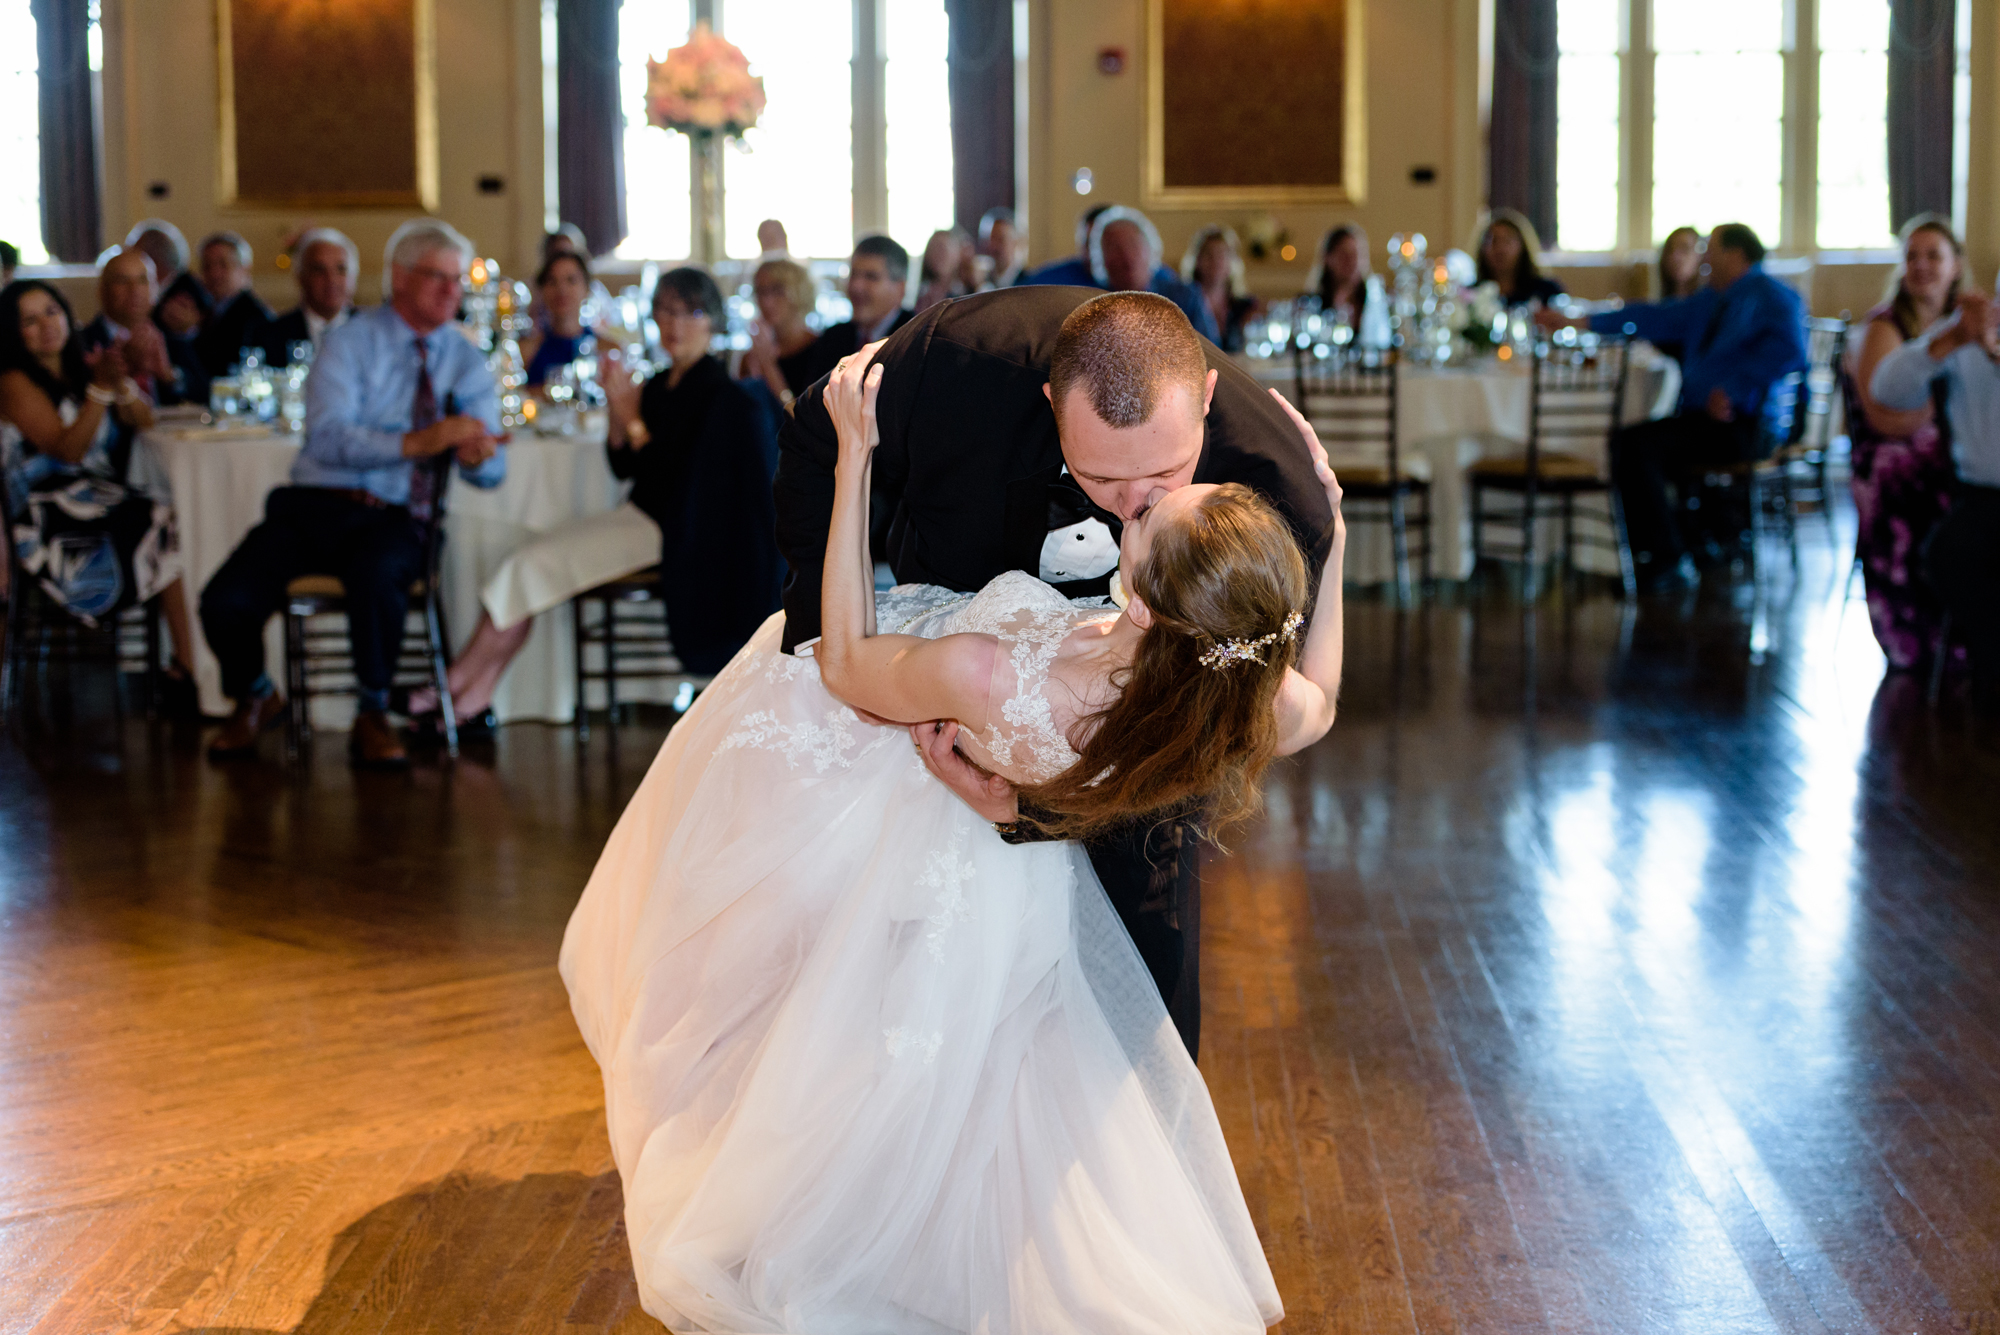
[
  {"xmin": 773, "ymin": 285, "xmax": 1334, "ymax": 652},
  {"xmin": 772, "ymin": 286, "xmax": 1335, "ymax": 1063}
]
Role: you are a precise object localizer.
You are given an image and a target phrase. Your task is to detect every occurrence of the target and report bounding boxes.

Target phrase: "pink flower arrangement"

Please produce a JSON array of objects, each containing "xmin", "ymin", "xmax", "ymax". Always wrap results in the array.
[{"xmin": 645, "ymin": 21, "xmax": 766, "ymax": 139}]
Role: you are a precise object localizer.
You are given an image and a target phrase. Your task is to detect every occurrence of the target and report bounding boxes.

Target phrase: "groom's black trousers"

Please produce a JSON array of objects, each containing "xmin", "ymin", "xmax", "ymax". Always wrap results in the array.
[{"xmin": 1086, "ymin": 814, "xmax": 1204, "ymax": 1061}]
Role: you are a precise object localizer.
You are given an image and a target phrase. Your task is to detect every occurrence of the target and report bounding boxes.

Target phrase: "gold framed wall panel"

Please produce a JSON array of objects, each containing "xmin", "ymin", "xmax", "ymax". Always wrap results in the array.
[
  {"xmin": 216, "ymin": 0, "xmax": 439, "ymax": 210},
  {"xmin": 1144, "ymin": 0, "xmax": 1367, "ymax": 209}
]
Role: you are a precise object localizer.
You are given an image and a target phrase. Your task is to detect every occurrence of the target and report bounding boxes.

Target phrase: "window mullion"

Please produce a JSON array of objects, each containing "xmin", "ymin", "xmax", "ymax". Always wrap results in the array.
[
  {"xmin": 1783, "ymin": 0, "xmax": 1818, "ymax": 253},
  {"xmin": 1625, "ymin": 0, "xmax": 1653, "ymax": 251},
  {"xmin": 852, "ymin": 0, "xmax": 888, "ymax": 239}
]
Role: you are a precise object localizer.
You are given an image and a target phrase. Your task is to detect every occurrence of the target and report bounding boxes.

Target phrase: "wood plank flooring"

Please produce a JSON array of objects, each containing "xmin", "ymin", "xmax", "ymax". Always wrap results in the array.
[{"xmin": 4, "ymin": 542, "xmax": 1999, "ymax": 1332}]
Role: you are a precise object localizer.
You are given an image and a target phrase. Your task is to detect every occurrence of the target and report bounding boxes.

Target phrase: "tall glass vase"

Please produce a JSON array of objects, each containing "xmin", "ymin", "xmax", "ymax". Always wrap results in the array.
[{"xmin": 689, "ymin": 129, "xmax": 725, "ymax": 265}]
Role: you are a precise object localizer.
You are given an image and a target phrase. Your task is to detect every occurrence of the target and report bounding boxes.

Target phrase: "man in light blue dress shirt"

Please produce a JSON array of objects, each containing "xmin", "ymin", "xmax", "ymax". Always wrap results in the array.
[
  {"xmin": 201, "ymin": 220, "xmax": 507, "ymax": 766},
  {"xmin": 1872, "ymin": 287, "xmax": 2000, "ymax": 695}
]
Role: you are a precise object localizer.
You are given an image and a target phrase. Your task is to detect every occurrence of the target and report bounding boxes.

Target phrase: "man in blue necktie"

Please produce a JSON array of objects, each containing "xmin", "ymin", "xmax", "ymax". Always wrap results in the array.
[
  {"xmin": 1542, "ymin": 222, "xmax": 1807, "ymax": 591},
  {"xmin": 201, "ymin": 220, "xmax": 506, "ymax": 767}
]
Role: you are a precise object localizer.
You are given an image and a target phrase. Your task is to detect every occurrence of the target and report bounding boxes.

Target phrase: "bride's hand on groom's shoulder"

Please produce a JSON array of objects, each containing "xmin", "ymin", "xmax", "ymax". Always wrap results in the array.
[{"xmin": 826, "ymin": 341, "xmax": 888, "ymax": 469}]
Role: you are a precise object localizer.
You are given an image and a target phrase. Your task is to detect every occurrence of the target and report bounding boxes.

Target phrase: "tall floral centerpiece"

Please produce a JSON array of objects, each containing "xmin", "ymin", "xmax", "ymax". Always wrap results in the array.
[{"xmin": 646, "ymin": 22, "xmax": 766, "ymax": 264}]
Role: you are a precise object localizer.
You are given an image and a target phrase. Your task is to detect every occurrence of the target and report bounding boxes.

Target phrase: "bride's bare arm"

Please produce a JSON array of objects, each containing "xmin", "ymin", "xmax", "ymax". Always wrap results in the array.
[
  {"xmin": 1267, "ymin": 389, "xmax": 1346, "ymax": 756},
  {"xmin": 816, "ymin": 343, "xmax": 997, "ymax": 726}
]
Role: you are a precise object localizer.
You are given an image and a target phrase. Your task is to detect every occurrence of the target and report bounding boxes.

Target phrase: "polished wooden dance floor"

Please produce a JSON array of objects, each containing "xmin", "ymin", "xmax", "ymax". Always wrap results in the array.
[{"xmin": 4, "ymin": 551, "xmax": 1999, "ymax": 1332}]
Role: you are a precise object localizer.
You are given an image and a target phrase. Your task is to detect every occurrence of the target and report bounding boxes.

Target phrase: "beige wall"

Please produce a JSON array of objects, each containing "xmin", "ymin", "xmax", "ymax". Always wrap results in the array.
[
  {"xmin": 1024, "ymin": 0, "xmax": 1489, "ymax": 300},
  {"xmin": 78, "ymin": 0, "xmax": 1996, "ymax": 323},
  {"xmin": 95, "ymin": 0, "xmax": 546, "ymax": 310},
  {"xmin": 1023, "ymin": 0, "xmax": 1997, "ymax": 319}
]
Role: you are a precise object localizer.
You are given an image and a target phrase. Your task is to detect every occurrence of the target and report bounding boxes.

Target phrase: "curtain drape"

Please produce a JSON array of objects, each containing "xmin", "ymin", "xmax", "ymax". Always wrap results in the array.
[
  {"xmin": 1489, "ymin": 0, "xmax": 1557, "ymax": 246},
  {"xmin": 557, "ymin": 0, "xmax": 628, "ymax": 258},
  {"xmin": 31, "ymin": 0, "xmax": 100, "ymax": 264},
  {"xmin": 1887, "ymin": 0, "xmax": 1956, "ymax": 229},
  {"xmin": 945, "ymin": 0, "xmax": 1013, "ymax": 237}
]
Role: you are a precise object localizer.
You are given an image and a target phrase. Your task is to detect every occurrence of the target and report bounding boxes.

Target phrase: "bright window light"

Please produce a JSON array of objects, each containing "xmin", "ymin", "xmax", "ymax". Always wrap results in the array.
[
  {"xmin": 724, "ymin": 0, "xmax": 853, "ymax": 259},
  {"xmin": 0, "ymin": 0, "xmax": 46, "ymax": 265},
  {"xmin": 617, "ymin": 5, "xmax": 692, "ymax": 261},
  {"xmin": 1817, "ymin": 0, "xmax": 1892, "ymax": 249},
  {"xmin": 1555, "ymin": 0, "xmax": 1620, "ymax": 251},
  {"xmin": 885, "ymin": 0, "xmax": 955, "ymax": 253},
  {"xmin": 1651, "ymin": 0, "xmax": 1783, "ymax": 246}
]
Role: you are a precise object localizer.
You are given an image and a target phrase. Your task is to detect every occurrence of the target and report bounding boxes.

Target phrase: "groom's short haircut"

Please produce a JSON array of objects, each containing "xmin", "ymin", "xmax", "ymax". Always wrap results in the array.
[
  {"xmin": 1049, "ymin": 291, "xmax": 1207, "ymax": 429},
  {"xmin": 852, "ymin": 234, "xmax": 909, "ymax": 284}
]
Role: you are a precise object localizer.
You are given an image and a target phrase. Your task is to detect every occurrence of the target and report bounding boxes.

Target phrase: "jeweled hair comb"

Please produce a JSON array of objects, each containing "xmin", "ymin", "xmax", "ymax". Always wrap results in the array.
[{"xmin": 1197, "ymin": 611, "xmax": 1304, "ymax": 670}]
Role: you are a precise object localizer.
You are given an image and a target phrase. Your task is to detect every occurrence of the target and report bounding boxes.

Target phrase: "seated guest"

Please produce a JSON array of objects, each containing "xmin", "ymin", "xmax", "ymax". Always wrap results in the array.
[
  {"xmin": 542, "ymin": 224, "xmax": 590, "ymax": 263},
  {"xmin": 1015, "ymin": 205, "xmax": 1114, "ymax": 287},
  {"xmin": 1541, "ymin": 222, "xmax": 1807, "ymax": 590},
  {"xmin": 124, "ymin": 218, "xmax": 190, "ymax": 284},
  {"xmin": 264, "ymin": 228, "xmax": 359, "ymax": 366},
  {"xmin": 1657, "ymin": 226, "xmax": 1703, "ymax": 301},
  {"xmin": 1649, "ymin": 226, "xmax": 1705, "ymax": 362},
  {"xmin": 1476, "ymin": 209, "xmax": 1564, "ymax": 309},
  {"xmin": 199, "ymin": 221, "xmax": 506, "ymax": 768},
  {"xmin": 151, "ymin": 271, "xmax": 213, "ymax": 407},
  {"xmin": 951, "ymin": 225, "xmax": 983, "ymax": 294},
  {"xmin": 520, "ymin": 250, "xmax": 596, "ymax": 390},
  {"xmin": 1016, "ymin": 204, "xmax": 1222, "ymax": 342},
  {"xmin": 1847, "ymin": 215, "xmax": 1966, "ymax": 671},
  {"xmin": 0, "ymin": 279, "xmax": 199, "ymax": 711},
  {"xmin": 1308, "ymin": 223, "xmax": 1388, "ymax": 346},
  {"xmin": 796, "ymin": 235, "xmax": 913, "ymax": 386},
  {"xmin": 739, "ymin": 257, "xmax": 820, "ymax": 411},
  {"xmin": 913, "ymin": 230, "xmax": 968, "ymax": 315},
  {"xmin": 756, "ymin": 218, "xmax": 790, "ymax": 262},
  {"xmin": 401, "ymin": 267, "xmax": 782, "ymax": 728},
  {"xmin": 0, "ymin": 240, "xmax": 17, "ymax": 287},
  {"xmin": 193, "ymin": 231, "xmax": 275, "ymax": 376},
  {"xmin": 1871, "ymin": 282, "xmax": 2000, "ymax": 698},
  {"xmin": 80, "ymin": 247, "xmax": 182, "ymax": 405},
  {"xmin": 978, "ymin": 207, "xmax": 1023, "ymax": 288},
  {"xmin": 1088, "ymin": 207, "xmax": 1222, "ymax": 343},
  {"xmin": 1182, "ymin": 224, "xmax": 1258, "ymax": 353}
]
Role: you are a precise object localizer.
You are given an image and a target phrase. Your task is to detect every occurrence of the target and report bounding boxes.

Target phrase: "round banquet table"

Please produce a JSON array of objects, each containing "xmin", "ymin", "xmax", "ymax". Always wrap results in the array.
[
  {"xmin": 1241, "ymin": 350, "xmax": 1680, "ymax": 584},
  {"xmin": 146, "ymin": 417, "xmax": 678, "ymax": 729}
]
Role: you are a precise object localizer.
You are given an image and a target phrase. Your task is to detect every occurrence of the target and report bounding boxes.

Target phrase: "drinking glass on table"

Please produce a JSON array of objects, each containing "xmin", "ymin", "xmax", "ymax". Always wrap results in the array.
[
  {"xmin": 544, "ymin": 362, "xmax": 580, "ymax": 435},
  {"xmin": 209, "ymin": 374, "xmax": 243, "ymax": 419}
]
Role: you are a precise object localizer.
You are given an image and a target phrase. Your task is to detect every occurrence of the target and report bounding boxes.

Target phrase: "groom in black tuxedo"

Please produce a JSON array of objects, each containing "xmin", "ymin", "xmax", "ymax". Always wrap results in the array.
[{"xmin": 775, "ymin": 285, "xmax": 1334, "ymax": 1060}]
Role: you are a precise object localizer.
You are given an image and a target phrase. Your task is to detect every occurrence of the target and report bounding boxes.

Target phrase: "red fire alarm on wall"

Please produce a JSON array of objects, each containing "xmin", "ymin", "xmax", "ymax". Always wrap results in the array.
[{"xmin": 1097, "ymin": 47, "xmax": 1126, "ymax": 75}]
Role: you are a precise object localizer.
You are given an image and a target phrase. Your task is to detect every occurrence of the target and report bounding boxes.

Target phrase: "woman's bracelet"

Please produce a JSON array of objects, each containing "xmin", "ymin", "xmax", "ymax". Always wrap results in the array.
[
  {"xmin": 778, "ymin": 387, "xmax": 796, "ymax": 410},
  {"xmin": 85, "ymin": 383, "xmax": 120, "ymax": 406},
  {"xmin": 117, "ymin": 378, "xmax": 143, "ymax": 406}
]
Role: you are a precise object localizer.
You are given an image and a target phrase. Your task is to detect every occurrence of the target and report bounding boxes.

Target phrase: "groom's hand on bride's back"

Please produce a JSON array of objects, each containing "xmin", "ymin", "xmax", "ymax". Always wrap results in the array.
[{"xmin": 913, "ymin": 721, "xmax": 1020, "ymax": 825}]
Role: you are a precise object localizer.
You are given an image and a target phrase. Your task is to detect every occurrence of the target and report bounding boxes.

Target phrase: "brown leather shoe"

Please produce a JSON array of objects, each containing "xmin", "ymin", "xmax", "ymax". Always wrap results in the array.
[
  {"xmin": 349, "ymin": 710, "xmax": 409, "ymax": 770},
  {"xmin": 207, "ymin": 692, "xmax": 286, "ymax": 759}
]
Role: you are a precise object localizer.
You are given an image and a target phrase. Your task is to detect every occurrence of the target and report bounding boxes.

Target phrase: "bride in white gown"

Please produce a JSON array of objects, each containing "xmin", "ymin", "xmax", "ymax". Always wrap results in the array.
[{"xmin": 561, "ymin": 348, "xmax": 1347, "ymax": 1333}]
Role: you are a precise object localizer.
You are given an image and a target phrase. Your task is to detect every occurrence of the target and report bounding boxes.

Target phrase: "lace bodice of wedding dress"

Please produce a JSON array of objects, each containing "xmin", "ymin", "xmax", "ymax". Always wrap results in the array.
[
  {"xmin": 560, "ymin": 574, "xmax": 1280, "ymax": 1335},
  {"xmin": 871, "ymin": 569, "xmax": 1116, "ymax": 784}
]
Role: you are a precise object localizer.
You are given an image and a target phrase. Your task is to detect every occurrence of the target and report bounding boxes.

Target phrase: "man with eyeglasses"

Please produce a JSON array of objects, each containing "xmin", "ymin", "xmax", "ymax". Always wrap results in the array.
[{"xmin": 200, "ymin": 220, "xmax": 507, "ymax": 768}]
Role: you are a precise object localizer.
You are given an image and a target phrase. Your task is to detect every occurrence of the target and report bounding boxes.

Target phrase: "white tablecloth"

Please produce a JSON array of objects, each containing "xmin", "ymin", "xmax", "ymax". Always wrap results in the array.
[
  {"xmin": 1243, "ymin": 352, "xmax": 1679, "ymax": 581},
  {"xmin": 148, "ymin": 421, "xmax": 675, "ymax": 727}
]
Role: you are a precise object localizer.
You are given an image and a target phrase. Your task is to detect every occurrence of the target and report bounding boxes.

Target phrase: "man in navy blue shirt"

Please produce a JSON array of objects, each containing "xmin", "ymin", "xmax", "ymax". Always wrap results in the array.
[
  {"xmin": 201, "ymin": 220, "xmax": 507, "ymax": 767},
  {"xmin": 1544, "ymin": 223, "xmax": 1807, "ymax": 589}
]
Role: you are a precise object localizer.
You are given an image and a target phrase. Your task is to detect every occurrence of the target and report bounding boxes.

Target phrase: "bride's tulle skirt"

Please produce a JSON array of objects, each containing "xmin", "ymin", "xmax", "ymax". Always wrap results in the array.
[{"xmin": 561, "ymin": 613, "xmax": 1282, "ymax": 1333}]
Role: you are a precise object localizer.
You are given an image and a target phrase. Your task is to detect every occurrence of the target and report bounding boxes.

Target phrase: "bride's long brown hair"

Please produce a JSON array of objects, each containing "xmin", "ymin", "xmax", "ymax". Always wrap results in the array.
[{"xmin": 1023, "ymin": 483, "xmax": 1308, "ymax": 848}]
